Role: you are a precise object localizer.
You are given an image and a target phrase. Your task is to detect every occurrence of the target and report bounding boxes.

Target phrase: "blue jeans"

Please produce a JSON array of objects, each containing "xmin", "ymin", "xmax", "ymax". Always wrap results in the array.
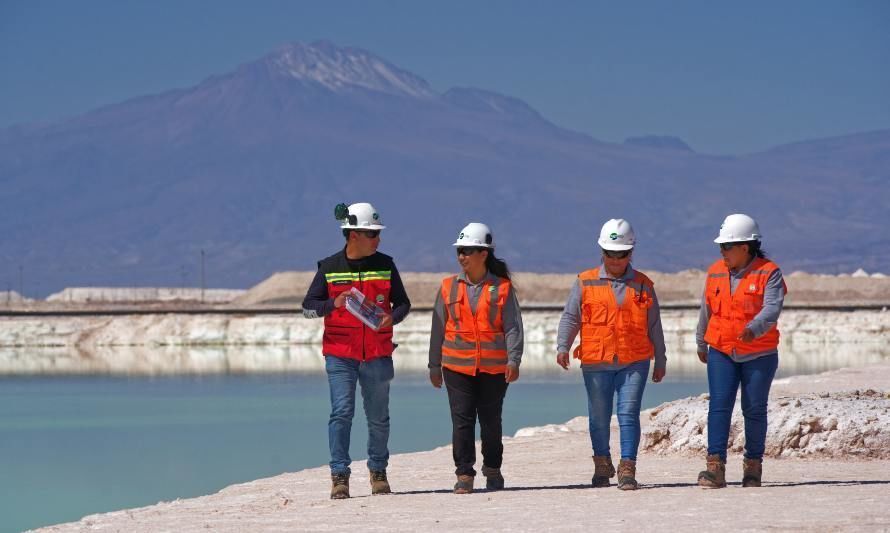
[
  {"xmin": 582, "ymin": 359, "xmax": 650, "ymax": 461},
  {"xmin": 706, "ymin": 348, "xmax": 778, "ymax": 461},
  {"xmin": 325, "ymin": 355, "xmax": 394, "ymax": 476}
]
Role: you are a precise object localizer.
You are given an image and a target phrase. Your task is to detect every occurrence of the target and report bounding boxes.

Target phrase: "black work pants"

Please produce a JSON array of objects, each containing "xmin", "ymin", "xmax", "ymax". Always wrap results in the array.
[{"xmin": 443, "ymin": 367, "xmax": 509, "ymax": 476}]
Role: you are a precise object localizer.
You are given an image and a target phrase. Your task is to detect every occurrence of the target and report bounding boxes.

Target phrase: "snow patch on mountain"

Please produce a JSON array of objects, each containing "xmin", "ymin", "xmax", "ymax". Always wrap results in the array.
[{"xmin": 267, "ymin": 40, "xmax": 437, "ymax": 98}]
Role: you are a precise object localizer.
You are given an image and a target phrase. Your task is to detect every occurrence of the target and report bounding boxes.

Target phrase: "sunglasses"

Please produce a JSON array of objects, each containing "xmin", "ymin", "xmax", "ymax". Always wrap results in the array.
[
  {"xmin": 719, "ymin": 242, "xmax": 740, "ymax": 251},
  {"xmin": 355, "ymin": 230, "xmax": 380, "ymax": 238},
  {"xmin": 456, "ymin": 247, "xmax": 485, "ymax": 257},
  {"xmin": 602, "ymin": 249, "xmax": 631, "ymax": 259}
]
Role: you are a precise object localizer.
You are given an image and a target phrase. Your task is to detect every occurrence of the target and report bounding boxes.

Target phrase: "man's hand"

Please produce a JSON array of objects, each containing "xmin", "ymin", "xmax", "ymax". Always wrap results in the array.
[
  {"xmin": 556, "ymin": 352, "xmax": 570, "ymax": 370},
  {"xmin": 737, "ymin": 328, "xmax": 755, "ymax": 343},
  {"xmin": 378, "ymin": 314, "xmax": 393, "ymax": 329},
  {"xmin": 505, "ymin": 363, "xmax": 520, "ymax": 383},
  {"xmin": 652, "ymin": 367, "xmax": 666, "ymax": 383},
  {"xmin": 333, "ymin": 292, "xmax": 348, "ymax": 309},
  {"xmin": 429, "ymin": 368, "xmax": 443, "ymax": 388},
  {"xmin": 697, "ymin": 350, "xmax": 708, "ymax": 364}
]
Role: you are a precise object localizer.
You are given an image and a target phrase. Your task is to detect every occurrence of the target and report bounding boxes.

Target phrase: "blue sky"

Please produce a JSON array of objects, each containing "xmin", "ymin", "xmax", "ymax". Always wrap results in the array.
[{"xmin": 1, "ymin": 0, "xmax": 888, "ymax": 154}]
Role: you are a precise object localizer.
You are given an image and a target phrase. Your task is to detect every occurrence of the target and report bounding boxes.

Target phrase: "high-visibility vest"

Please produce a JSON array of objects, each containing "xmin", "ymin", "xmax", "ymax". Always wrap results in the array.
[
  {"xmin": 573, "ymin": 267, "xmax": 655, "ymax": 365},
  {"xmin": 703, "ymin": 258, "xmax": 787, "ymax": 356},
  {"xmin": 319, "ymin": 250, "xmax": 395, "ymax": 361},
  {"xmin": 440, "ymin": 275, "xmax": 511, "ymax": 376}
]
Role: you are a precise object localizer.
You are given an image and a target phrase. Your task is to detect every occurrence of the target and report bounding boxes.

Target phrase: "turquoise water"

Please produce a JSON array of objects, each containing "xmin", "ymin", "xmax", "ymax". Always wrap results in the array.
[{"xmin": 2, "ymin": 349, "xmax": 883, "ymax": 532}]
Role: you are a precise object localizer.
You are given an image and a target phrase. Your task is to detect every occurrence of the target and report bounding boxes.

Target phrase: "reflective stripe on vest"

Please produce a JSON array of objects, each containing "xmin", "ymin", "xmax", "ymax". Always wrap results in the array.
[
  {"xmin": 573, "ymin": 267, "xmax": 655, "ymax": 365},
  {"xmin": 703, "ymin": 258, "xmax": 787, "ymax": 356},
  {"xmin": 440, "ymin": 275, "xmax": 511, "ymax": 376}
]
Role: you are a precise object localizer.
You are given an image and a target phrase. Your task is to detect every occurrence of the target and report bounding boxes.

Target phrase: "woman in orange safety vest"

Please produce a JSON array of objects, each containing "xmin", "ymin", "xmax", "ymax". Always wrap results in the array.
[
  {"xmin": 428, "ymin": 222, "xmax": 524, "ymax": 495},
  {"xmin": 556, "ymin": 218, "xmax": 666, "ymax": 491},
  {"xmin": 695, "ymin": 214, "xmax": 786, "ymax": 489}
]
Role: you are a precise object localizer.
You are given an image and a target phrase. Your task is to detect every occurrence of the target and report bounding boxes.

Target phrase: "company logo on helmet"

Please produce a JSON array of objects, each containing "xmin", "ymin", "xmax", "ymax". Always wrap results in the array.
[
  {"xmin": 459, "ymin": 232, "xmax": 464, "ymax": 239},
  {"xmin": 610, "ymin": 232, "xmax": 623, "ymax": 240},
  {"xmin": 372, "ymin": 213, "xmax": 379, "ymax": 220}
]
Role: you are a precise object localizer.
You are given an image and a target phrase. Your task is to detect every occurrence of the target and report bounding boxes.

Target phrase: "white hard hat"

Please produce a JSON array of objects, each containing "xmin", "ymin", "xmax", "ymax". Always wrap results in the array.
[
  {"xmin": 714, "ymin": 213, "xmax": 760, "ymax": 244},
  {"xmin": 598, "ymin": 219, "xmax": 636, "ymax": 251},
  {"xmin": 336, "ymin": 202, "xmax": 386, "ymax": 230},
  {"xmin": 453, "ymin": 222, "xmax": 494, "ymax": 248}
]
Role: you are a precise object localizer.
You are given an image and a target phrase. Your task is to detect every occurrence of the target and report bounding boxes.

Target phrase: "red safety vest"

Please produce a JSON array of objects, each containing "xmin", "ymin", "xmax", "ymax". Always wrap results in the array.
[
  {"xmin": 440, "ymin": 275, "xmax": 511, "ymax": 376},
  {"xmin": 573, "ymin": 267, "xmax": 655, "ymax": 365},
  {"xmin": 320, "ymin": 251, "xmax": 394, "ymax": 361},
  {"xmin": 703, "ymin": 258, "xmax": 787, "ymax": 356}
]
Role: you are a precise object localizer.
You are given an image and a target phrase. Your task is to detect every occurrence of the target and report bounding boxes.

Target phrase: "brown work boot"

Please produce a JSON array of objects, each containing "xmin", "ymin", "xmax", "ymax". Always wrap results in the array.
[
  {"xmin": 616, "ymin": 459, "xmax": 639, "ymax": 490},
  {"xmin": 481, "ymin": 465, "xmax": 505, "ymax": 491},
  {"xmin": 453, "ymin": 474, "xmax": 474, "ymax": 494},
  {"xmin": 742, "ymin": 458, "xmax": 763, "ymax": 488},
  {"xmin": 697, "ymin": 454, "xmax": 727, "ymax": 489},
  {"xmin": 330, "ymin": 473, "xmax": 350, "ymax": 499},
  {"xmin": 369, "ymin": 469, "xmax": 391, "ymax": 495},
  {"xmin": 592, "ymin": 455, "xmax": 616, "ymax": 488}
]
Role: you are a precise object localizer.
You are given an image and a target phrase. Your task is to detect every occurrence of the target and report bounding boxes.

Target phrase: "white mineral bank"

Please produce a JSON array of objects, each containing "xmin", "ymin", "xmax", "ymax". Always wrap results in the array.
[{"xmin": 3, "ymin": 309, "xmax": 889, "ymax": 375}]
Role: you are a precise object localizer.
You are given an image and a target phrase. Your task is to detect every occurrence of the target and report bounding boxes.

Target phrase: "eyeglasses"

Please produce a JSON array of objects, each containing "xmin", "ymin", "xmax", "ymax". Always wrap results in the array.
[
  {"xmin": 355, "ymin": 230, "xmax": 380, "ymax": 239},
  {"xmin": 456, "ymin": 247, "xmax": 485, "ymax": 257},
  {"xmin": 719, "ymin": 242, "xmax": 740, "ymax": 251},
  {"xmin": 602, "ymin": 249, "xmax": 631, "ymax": 259}
]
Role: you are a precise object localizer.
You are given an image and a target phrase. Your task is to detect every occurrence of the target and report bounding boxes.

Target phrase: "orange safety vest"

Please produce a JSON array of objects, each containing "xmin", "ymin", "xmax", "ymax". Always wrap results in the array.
[
  {"xmin": 573, "ymin": 267, "xmax": 655, "ymax": 365},
  {"xmin": 703, "ymin": 258, "xmax": 787, "ymax": 356},
  {"xmin": 440, "ymin": 275, "xmax": 511, "ymax": 376}
]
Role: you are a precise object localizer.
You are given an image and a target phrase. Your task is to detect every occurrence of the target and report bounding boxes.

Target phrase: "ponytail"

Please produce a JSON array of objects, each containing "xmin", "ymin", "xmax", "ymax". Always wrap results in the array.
[
  {"xmin": 485, "ymin": 250, "xmax": 512, "ymax": 281},
  {"xmin": 747, "ymin": 240, "xmax": 768, "ymax": 259}
]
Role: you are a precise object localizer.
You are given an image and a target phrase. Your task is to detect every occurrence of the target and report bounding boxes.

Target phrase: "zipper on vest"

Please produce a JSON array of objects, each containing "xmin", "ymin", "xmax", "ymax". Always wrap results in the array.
[{"xmin": 360, "ymin": 271, "xmax": 366, "ymax": 361}]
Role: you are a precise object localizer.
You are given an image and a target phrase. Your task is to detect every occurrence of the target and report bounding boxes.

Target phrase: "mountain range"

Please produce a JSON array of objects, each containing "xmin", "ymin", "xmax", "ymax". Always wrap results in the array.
[{"xmin": 1, "ymin": 40, "xmax": 888, "ymax": 296}]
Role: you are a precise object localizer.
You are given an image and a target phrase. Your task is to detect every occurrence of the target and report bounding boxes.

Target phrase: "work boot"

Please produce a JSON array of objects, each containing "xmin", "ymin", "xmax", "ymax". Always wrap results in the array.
[
  {"xmin": 742, "ymin": 458, "xmax": 763, "ymax": 488},
  {"xmin": 592, "ymin": 455, "xmax": 616, "ymax": 488},
  {"xmin": 330, "ymin": 473, "xmax": 350, "ymax": 499},
  {"xmin": 481, "ymin": 465, "xmax": 505, "ymax": 491},
  {"xmin": 453, "ymin": 474, "xmax": 474, "ymax": 494},
  {"xmin": 369, "ymin": 469, "xmax": 391, "ymax": 495},
  {"xmin": 697, "ymin": 454, "xmax": 727, "ymax": 489},
  {"xmin": 616, "ymin": 459, "xmax": 639, "ymax": 490}
]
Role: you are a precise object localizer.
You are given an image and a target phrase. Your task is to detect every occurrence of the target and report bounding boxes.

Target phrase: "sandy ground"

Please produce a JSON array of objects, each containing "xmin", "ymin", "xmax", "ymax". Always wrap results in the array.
[{"xmin": 37, "ymin": 363, "xmax": 890, "ymax": 532}]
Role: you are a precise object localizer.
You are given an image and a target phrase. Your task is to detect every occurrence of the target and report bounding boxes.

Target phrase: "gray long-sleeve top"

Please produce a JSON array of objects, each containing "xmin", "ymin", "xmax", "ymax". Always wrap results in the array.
[
  {"xmin": 695, "ymin": 259, "xmax": 785, "ymax": 361},
  {"xmin": 428, "ymin": 271, "xmax": 524, "ymax": 369},
  {"xmin": 556, "ymin": 264, "xmax": 667, "ymax": 372}
]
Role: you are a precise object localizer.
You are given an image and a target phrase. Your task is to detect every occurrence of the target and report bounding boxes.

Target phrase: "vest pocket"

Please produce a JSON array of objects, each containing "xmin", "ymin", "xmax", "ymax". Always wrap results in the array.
[
  {"xmin": 742, "ymin": 286, "xmax": 763, "ymax": 316},
  {"xmin": 582, "ymin": 303, "xmax": 608, "ymax": 325},
  {"xmin": 577, "ymin": 335, "xmax": 605, "ymax": 362}
]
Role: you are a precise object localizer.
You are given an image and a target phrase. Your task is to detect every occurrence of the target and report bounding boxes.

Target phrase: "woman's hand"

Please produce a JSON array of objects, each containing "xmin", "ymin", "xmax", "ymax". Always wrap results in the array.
[
  {"xmin": 429, "ymin": 368, "xmax": 443, "ymax": 388},
  {"xmin": 652, "ymin": 367, "xmax": 666, "ymax": 383},
  {"xmin": 556, "ymin": 352, "xmax": 570, "ymax": 370},
  {"xmin": 737, "ymin": 328, "xmax": 755, "ymax": 343},
  {"xmin": 505, "ymin": 363, "xmax": 520, "ymax": 383},
  {"xmin": 697, "ymin": 350, "xmax": 708, "ymax": 363},
  {"xmin": 378, "ymin": 314, "xmax": 393, "ymax": 329}
]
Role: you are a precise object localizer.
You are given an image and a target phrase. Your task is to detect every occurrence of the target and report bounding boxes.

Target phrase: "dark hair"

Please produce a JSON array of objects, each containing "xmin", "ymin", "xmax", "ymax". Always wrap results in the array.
[
  {"xmin": 342, "ymin": 229, "xmax": 351, "ymax": 240},
  {"xmin": 484, "ymin": 249, "xmax": 512, "ymax": 281},
  {"xmin": 745, "ymin": 240, "xmax": 767, "ymax": 259}
]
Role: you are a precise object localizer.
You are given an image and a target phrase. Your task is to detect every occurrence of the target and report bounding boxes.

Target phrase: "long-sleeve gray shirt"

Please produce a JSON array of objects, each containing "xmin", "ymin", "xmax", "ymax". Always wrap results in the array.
[
  {"xmin": 429, "ymin": 271, "xmax": 524, "ymax": 369},
  {"xmin": 695, "ymin": 259, "xmax": 785, "ymax": 361},
  {"xmin": 556, "ymin": 264, "xmax": 667, "ymax": 371}
]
